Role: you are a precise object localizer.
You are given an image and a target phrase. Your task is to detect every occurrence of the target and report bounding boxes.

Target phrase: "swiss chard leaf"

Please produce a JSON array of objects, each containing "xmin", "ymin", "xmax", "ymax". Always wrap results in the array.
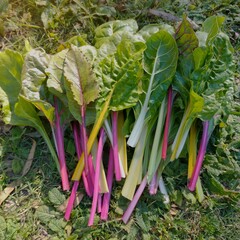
[
  {"xmin": 21, "ymin": 49, "xmax": 54, "ymax": 124},
  {"xmin": 144, "ymin": 30, "xmax": 178, "ymax": 119},
  {"xmin": 46, "ymin": 49, "xmax": 69, "ymax": 106},
  {"xmin": 94, "ymin": 19, "xmax": 138, "ymax": 49},
  {"xmin": 202, "ymin": 15, "xmax": 225, "ymax": 44},
  {"xmin": 63, "ymin": 45, "xmax": 99, "ymax": 124},
  {"xmin": 0, "ymin": 49, "xmax": 25, "ymax": 125},
  {"xmin": 97, "ymin": 40, "xmax": 145, "ymax": 112}
]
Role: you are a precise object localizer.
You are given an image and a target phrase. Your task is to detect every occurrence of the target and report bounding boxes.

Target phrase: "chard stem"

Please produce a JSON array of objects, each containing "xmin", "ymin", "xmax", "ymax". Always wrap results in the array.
[
  {"xmin": 188, "ymin": 121, "xmax": 209, "ymax": 191},
  {"xmin": 122, "ymin": 175, "xmax": 147, "ymax": 224},
  {"xmin": 88, "ymin": 128, "xmax": 105, "ymax": 226},
  {"xmin": 112, "ymin": 111, "xmax": 121, "ymax": 181},
  {"xmin": 54, "ymin": 97, "xmax": 69, "ymax": 191},
  {"xmin": 101, "ymin": 148, "xmax": 114, "ymax": 221},
  {"xmin": 72, "ymin": 94, "xmax": 111, "ymax": 181},
  {"xmin": 162, "ymin": 86, "xmax": 173, "ymax": 160},
  {"xmin": 80, "ymin": 105, "xmax": 89, "ymax": 174},
  {"xmin": 64, "ymin": 181, "xmax": 79, "ymax": 221}
]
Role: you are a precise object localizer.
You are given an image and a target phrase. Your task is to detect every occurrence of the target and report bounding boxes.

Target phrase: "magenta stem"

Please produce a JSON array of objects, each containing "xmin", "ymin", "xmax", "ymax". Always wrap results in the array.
[
  {"xmin": 80, "ymin": 105, "xmax": 89, "ymax": 173},
  {"xmin": 97, "ymin": 194, "xmax": 102, "ymax": 213},
  {"xmin": 54, "ymin": 97, "xmax": 69, "ymax": 191},
  {"xmin": 64, "ymin": 181, "xmax": 79, "ymax": 220},
  {"xmin": 149, "ymin": 172, "xmax": 158, "ymax": 195},
  {"xmin": 112, "ymin": 111, "xmax": 121, "ymax": 181},
  {"xmin": 122, "ymin": 175, "xmax": 147, "ymax": 224},
  {"xmin": 72, "ymin": 121, "xmax": 92, "ymax": 197},
  {"xmin": 162, "ymin": 86, "xmax": 173, "ymax": 160},
  {"xmin": 188, "ymin": 121, "xmax": 209, "ymax": 191},
  {"xmin": 88, "ymin": 128, "xmax": 105, "ymax": 226},
  {"xmin": 101, "ymin": 148, "xmax": 114, "ymax": 220}
]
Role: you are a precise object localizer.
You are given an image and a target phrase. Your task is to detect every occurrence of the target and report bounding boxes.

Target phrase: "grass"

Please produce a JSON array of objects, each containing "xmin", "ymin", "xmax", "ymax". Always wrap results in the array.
[{"xmin": 0, "ymin": 0, "xmax": 240, "ymax": 239}]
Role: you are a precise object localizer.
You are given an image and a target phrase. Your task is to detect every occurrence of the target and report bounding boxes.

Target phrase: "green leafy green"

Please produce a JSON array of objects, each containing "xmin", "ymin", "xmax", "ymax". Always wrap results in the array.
[
  {"xmin": 64, "ymin": 45, "xmax": 99, "ymax": 123},
  {"xmin": 21, "ymin": 49, "xmax": 54, "ymax": 124}
]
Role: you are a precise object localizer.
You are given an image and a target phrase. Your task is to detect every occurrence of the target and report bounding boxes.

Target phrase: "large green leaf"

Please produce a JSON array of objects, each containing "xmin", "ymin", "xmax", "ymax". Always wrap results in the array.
[
  {"xmin": 15, "ymin": 95, "xmax": 59, "ymax": 170},
  {"xmin": 144, "ymin": 30, "xmax": 178, "ymax": 118},
  {"xmin": 94, "ymin": 19, "xmax": 138, "ymax": 49},
  {"xmin": 97, "ymin": 40, "xmax": 145, "ymax": 112},
  {"xmin": 175, "ymin": 15, "xmax": 199, "ymax": 58},
  {"xmin": 0, "ymin": 49, "xmax": 28, "ymax": 125},
  {"xmin": 202, "ymin": 16, "xmax": 225, "ymax": 44},
  {"xmin": 63, "ymin": 45, "xmax": 99, "ymax": 123},
  {"xmin": 21, "ymin": 49, "xmax": 54, "ymax": 124}
]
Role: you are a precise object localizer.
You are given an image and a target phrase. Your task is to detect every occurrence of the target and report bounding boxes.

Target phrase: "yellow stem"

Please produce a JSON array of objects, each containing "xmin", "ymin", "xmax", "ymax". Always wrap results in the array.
[{"xmin": 188, "ymin": 121, "xmax": 197, "ymax": 179}]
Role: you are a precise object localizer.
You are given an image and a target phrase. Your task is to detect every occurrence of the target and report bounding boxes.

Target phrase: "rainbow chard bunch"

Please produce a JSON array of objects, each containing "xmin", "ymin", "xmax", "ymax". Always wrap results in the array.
[{"xmin": 0, "ymin": 15, "xmax": 236, "ymax": 225}]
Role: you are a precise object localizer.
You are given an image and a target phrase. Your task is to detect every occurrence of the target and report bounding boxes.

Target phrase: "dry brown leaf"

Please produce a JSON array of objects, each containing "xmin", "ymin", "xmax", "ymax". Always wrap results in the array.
[
  {"xmin": 21, "ymin": 139, "xmax": 36, "ymax": 177},
  {"xmin": 58, "ymin": 192, "xmax": 84, "ymax": 212},
  {"xmin": 0, "ymin": 180, "xmax": 21, "ymax": 205}
]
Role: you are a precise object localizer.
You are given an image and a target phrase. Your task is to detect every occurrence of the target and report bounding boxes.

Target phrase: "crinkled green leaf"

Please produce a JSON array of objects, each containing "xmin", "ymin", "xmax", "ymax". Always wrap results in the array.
[
  {"xmin": 21, "ymin": 49, "xmax": 54, "ymax": 124},
  {"xmin": 138, "ymin": 24, "xmax": 174, "ymax": 41},
  {"xmin": 203, "ymin": 16, "xmax": 225, "ymax": 44},
  {"xmin": 63, "ymin": 45, "xmax": 98, "ymax": 124},
  {"xmin": 97, "ymin": 40, "xmax": 145, "ymax": 112},
  {"xmin": 94, "ymin": 19, "xmax": 138, "ymax": 49},
  {"xmin": 192, "ymin": 33, "xmax": 235, "ymax": 120}
]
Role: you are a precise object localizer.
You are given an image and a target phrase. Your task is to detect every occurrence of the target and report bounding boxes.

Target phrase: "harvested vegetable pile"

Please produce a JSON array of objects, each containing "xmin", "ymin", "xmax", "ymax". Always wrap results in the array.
[{"xmin": 0, "ymin": 15, "xmax": 236, "ymax": 226}]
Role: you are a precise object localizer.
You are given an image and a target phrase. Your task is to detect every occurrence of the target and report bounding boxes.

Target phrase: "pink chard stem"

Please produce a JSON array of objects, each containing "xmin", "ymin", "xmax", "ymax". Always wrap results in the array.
[
  {"xmin": 54, "ymin": 97, "xmax": 69, "ymax": 191},
  {"xmin": 112, "ymin": 111, "xmax": 122, "ymax": 181},
  {"xmin": 162, "ymin": 86, "xmax": 173, "ymax": 160},
  {"xmin": 73, "ymin": 121, "xmax": 92, "ymax": 197},
  {"xmin": 97, "ymin": 194, "xmax": 102, "ymax": 213},
  {"xmin": 64, "ymin": 180, "xmax": 79, "ymax": 220},
  {"xmin": 101, "ymin": 147, "xmax": 114, "ymax": 220},
  {"xmin": 80, "ymin": 105, "xmax": 89, "ymax": 173},
  {"xmin": 88, "ymin": 128, "xmax": 105, "ymax": 226},
  {"xmin": 188, "ymin": 121, "xmax": 209, "ymax": 191},
  {"xmin": 122, "ymin": 175, "xmax": 148, "ymax": 224}
]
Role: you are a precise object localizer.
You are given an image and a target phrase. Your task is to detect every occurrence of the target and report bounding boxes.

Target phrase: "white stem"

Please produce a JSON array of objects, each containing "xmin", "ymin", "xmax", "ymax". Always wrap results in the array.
[{"xmin": 159, "ymin": 176, "xmax": 170, "ymax": 204}]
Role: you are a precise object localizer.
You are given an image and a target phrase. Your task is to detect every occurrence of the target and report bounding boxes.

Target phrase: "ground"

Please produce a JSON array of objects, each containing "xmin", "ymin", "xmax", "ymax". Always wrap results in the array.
[{"xmin": 0, "ymin": 0, "xmax": 239, "ymax": 239}]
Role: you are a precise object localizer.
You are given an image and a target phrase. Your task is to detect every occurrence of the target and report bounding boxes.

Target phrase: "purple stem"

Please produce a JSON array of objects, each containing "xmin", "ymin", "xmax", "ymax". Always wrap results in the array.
[
  {"xmin": 112, "ymin": 111, "xmax": 121, "ymax": 181},
  {"xmin": 87, "ymin": 155, "xmax": 95, "ymax": 194},
  {"xmin": 54, "ymin": 97, "xmax": 70, "ymax": 191},
  {"xmin": 122, "ymin": 175, "xmax": 147, "ymax": 224},
  {"xmin": 80, "ymin": 105, "xmax": 89, "ymax": 174},
  {"xmin": 72, "ymin": 122, "xmax": 92, "ymax": 197},
  {"xmin": 101, "ymin": 148, "xmax": 114, "ymax": 220},
  {"xmin": 149, "ymin": 172, "xmax": 158, "ymax": 195},
  {"xmin": 162, "ymin": 86, "xmax": 173, "ymax": 160},
  {"xmin": 188, "ymin": 121, "xmax": 209, "ymax": 191},
  {"xmin": 88, "ymin": 128, "xmax": 105, "ymax": 226},
  {"xmin": 97, "ymin": 194, "xmax": 102, "ymax": 213},
  {"xmin": 64, "ymin": 180, "xmax": 79, "ymax": 220}
]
